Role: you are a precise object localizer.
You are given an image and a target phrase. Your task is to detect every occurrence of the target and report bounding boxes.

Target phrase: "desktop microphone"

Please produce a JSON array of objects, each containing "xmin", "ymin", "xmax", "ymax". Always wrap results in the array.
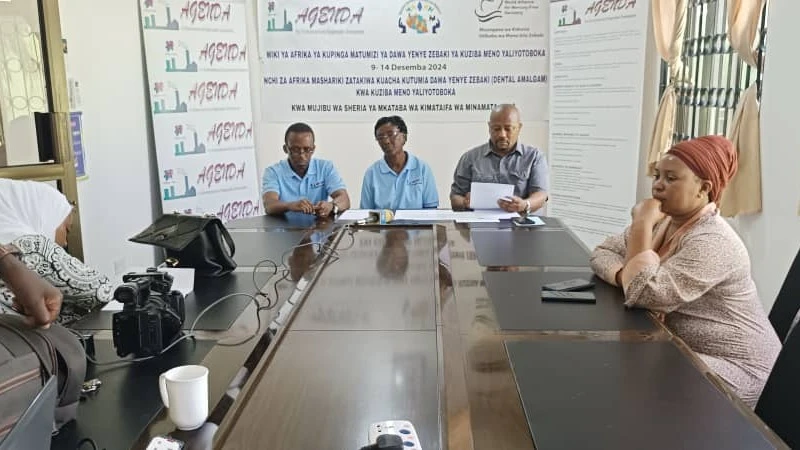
[{"xmin": 354, "ymin": 210, "xmax": 395, "ymax": 226}]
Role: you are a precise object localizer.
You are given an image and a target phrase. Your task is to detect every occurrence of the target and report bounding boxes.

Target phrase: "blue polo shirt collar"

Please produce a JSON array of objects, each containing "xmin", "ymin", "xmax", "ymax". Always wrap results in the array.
[
  {"xmin": 378, "ymin": 152, "xmax": 418, "ymax": 175},
  {"xmin": 281, "ymin": 158, "xmax": 318, "ymax": 180}
]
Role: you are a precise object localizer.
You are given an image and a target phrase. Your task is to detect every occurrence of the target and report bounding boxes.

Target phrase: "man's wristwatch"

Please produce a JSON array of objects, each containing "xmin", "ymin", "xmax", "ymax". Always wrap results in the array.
[
  {"xmin": 0, "ymin": 243, "xmax": 22, "ymax": 263},
  {"xmin": 522, "ymin": 200, "xmax": 532, "ymax": 215},
  {"xmin": 330, "ymin": 201, "xmax": 340, "ymax": 216}
]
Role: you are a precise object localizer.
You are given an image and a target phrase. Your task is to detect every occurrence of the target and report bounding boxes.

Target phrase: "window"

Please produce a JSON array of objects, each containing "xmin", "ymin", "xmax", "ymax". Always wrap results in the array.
[{"xmin": 660, "ymin": 0, "xmax": 768, "ymax": 143}]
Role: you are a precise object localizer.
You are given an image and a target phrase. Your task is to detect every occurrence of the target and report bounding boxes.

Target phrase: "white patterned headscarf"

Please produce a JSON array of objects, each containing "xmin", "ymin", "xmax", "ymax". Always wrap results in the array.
[{"xmin": 0, "ymin": 178, "xmax": 73, "ymax": 244}]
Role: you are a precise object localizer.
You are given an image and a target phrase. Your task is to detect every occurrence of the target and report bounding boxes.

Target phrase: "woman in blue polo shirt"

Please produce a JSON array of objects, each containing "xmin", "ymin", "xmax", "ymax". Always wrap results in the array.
[{"xmin": 360, "ymin": 116, "xmax": 439, "ymax": 210}]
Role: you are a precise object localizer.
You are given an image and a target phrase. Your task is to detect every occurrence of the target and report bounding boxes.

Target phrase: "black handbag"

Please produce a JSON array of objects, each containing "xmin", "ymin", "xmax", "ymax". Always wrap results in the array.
[{"xmin": 129, "ymin": 214, "xmax": 237, "ymax": 277}]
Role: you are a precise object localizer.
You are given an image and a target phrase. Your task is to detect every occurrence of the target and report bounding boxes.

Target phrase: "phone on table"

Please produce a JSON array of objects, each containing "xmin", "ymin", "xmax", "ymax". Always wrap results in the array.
[
  {"xmin": 541, "ymin": 278, "xmax": 595, "ymax": 292},
  {"xmin": 512, "ymin": 216, "xmax": 544, "ymax": 227},
  {"xmin": 541, "ymin": 290, "xmax": 597, "ymax": 304},
  {"xmin": 146, "ymin": 436, "xmax": 184, "ymax": 450}
]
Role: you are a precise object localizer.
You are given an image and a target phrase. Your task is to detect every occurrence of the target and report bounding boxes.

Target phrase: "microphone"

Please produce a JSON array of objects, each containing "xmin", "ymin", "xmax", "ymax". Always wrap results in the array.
[{"xmin": 354, "ymin": 210, "xmax": 395, "ymax": 226}]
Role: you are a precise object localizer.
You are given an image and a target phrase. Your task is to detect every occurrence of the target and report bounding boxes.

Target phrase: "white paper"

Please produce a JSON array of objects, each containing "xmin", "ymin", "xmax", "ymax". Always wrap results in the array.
[
  {"xmin": 164, "ymin": 268, "xmax": 195, "ymax": 296},
  {"xmin": 393, "ymin": 210, "xmax": 518, "ymax": 223},
  {"xmin": 454, "ymin": 218, "xmax": 500, "ymax": 223},
  {"xmin": 101, "ymin": 300, "xmax": 125, "ymax": 311},
  {"xmin": 455, "ymin": 211, "xmax": 519, "ymax": 223},
  {"xmin": 102, "ymin": 267, "xmax": 195, "ymax": 311},
  {"xmin": 338, "ymin": 209, "xmax": 374, "ymax": 221},
  {"xmin": 470, "ymin": 182, "xmax": 514, "ymax": 210},
  {"xmin": 393, "ymin": 210, "xmax": 462, "ymax": 221}
]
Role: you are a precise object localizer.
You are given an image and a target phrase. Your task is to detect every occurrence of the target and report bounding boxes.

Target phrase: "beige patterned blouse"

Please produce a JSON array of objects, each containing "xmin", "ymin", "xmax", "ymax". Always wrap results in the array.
[{"xmin": 590, "ymin": 212, "xmax": 781, "ymax": 408}]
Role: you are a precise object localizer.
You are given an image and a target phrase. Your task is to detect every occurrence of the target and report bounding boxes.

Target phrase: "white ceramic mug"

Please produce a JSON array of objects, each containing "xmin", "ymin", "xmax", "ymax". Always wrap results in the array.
[{"xmin": 158, "ymin": 365, "xmax": 209, "ymax": 430}]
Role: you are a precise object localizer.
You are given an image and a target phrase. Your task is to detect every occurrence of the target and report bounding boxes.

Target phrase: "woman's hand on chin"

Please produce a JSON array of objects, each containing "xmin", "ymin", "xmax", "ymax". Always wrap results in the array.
[{"xmin": 631, "ymin": 198, "xmax": 665, "ymax": 226}]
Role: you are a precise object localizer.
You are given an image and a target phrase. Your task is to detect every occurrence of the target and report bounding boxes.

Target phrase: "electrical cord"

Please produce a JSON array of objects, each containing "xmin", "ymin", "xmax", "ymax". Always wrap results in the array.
[
  {"xmin": 72, "ymin": 226, "xmax": 353, "ymax": 366},
  {"xmin": 190, "ymin": 292, "xmax": 262, "ymax": 347},
  {"xmin": 338, "ymin": 224, "xmax": 357, "ymax": 251},
  {"xmin": 70, "ymin": 328, "xmax": 197, "ymax": 367},
  {"xmin": 70, "ymin": 292, "xmax": 263, "ymax": 366},
  {"xmin": 70, "ymin": 226, "xmax": 356, "ymax": 449},
  {"xmin": 252, "ymin": 258, "xmax": 279, "ymax": 309}
]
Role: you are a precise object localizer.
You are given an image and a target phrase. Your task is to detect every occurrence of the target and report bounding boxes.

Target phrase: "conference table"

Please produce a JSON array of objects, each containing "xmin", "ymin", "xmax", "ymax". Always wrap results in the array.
[{"xmin": 56, "ymin": 213, "xmax": 788, "ymax": 450}]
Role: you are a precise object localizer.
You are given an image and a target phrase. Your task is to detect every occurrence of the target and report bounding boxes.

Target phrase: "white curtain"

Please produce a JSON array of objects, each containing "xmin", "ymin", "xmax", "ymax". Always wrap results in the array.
[
  {"xmin": 719, "ymin": 0, "xmax": 766, "ymax": 216},
  {"xmin": 645, "ymin": 0, "xmax": 688, "ymax": 174}
]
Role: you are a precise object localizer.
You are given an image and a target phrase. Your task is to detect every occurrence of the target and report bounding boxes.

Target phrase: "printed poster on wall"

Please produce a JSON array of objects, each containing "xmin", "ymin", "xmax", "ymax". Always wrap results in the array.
[
  {"xmin": 258, "ymin": 0, "xmax": 550, "ymax": 122},
  {"xmin": 547, "ymin": 0, "xmax": 649, "ymax": 248},
  {"xmin": 139, "ymin": 0, "xmax": 261, "ymax": 222},
  {"xmin": 70, "ymin": 112, "xmax": 87, "ymax": 179}
]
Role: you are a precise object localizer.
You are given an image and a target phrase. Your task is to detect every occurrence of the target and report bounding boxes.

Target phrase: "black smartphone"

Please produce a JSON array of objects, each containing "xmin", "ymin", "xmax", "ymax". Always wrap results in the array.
[
  {"xmin": 512, "ymin": 216, "xmax": 544, "ymax": 227},
  {"xmin": 541, "ymin": 278, "xmax": 595, "ymax": 292},
  {"xmin": 540, "ymin": 290, "xmax": 597, "ymax": 304}
]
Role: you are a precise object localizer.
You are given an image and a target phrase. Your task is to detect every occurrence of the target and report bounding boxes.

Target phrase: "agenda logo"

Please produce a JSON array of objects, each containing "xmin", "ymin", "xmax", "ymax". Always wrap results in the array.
[
  {"xmin": 264, "ymin": 1, "xmax": 366, "ymax": 34},
  {"xmin": 398, "ymin": 0, "xmax": 442, "ymax": 34}
]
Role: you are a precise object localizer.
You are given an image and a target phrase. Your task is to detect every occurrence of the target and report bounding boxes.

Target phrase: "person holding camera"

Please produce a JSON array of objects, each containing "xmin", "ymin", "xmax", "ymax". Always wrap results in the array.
[{"xmin": 0, "ymin": 178, "xmax": 112, "ymax": 324}]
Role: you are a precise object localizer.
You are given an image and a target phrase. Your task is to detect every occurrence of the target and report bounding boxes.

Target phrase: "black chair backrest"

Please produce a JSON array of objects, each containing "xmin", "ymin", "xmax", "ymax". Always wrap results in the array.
[
  {"xmin": 769, "ymin": 245, "xmax": 800, "ymax": 342},
  {"xmin": 755, "ymin": 325, "xmax": 800, "ymax": 448}
]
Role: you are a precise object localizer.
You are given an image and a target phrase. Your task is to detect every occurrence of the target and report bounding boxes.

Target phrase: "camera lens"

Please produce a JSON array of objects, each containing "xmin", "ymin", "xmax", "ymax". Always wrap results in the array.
[{"xmin": 114, "ymin": 284, "xmax": 136, "ymax": 303}]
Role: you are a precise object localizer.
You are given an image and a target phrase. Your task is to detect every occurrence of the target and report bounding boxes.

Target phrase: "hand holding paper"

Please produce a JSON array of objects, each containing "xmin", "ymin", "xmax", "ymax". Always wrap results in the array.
[
  {"xmin": 470, "ymin": 182, "xmax": 515, "ymax": 210},
  {"xmin": 498, "ymin": 195, "xmax": 527, "ymax": 213}
]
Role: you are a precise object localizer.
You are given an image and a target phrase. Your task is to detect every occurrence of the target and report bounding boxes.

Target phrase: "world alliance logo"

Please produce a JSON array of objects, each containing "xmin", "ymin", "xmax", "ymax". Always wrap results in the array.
[{"xmin": 474, "ymin": 0, "xmax": 502, "ymax": 22}]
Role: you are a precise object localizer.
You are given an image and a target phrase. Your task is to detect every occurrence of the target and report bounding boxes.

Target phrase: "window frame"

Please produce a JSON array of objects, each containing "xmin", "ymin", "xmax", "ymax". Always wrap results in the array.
[{"xmin": 659, "ymin": 0, "xmax": 768, "ymax": 144}]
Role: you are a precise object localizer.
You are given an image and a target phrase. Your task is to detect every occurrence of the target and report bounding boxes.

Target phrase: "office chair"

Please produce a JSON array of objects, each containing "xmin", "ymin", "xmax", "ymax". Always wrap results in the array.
[
  {"xmin": 768, "ymin": 245, "xmax": 800, "ymax": 342},
  {"xmin": 755, "ymin": 325, "xmax": 800, "ymax": 448}
]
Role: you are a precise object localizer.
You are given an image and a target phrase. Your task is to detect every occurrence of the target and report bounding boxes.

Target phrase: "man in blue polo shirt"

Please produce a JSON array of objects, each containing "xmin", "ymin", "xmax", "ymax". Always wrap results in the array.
[
  {"xmin": 262, "ymin": 122, "xmax": 350, "ymax": 217},
  {"xmin": 360, "ymin": 115, "xmax": 438, "ymax": 210}
]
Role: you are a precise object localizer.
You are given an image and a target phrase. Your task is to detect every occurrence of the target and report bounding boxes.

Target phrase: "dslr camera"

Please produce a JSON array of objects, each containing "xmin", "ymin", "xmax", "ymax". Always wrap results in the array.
[{"xmin": 111, "ymin": 268, "xmax": 186, "ymax": 357}]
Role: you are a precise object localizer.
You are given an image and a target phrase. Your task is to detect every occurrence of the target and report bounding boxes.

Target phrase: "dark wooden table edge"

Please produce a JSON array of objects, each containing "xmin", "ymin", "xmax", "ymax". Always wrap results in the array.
[{"xmin": 212, "ymin": 226, "xmax": 350, "ymax": 448}]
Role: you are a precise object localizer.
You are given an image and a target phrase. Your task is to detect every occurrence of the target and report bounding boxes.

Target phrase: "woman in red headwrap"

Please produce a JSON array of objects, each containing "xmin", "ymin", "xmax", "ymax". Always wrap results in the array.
[{"xmin": 590, "ymin": 135, "xmax": 780, "ymax": 408}]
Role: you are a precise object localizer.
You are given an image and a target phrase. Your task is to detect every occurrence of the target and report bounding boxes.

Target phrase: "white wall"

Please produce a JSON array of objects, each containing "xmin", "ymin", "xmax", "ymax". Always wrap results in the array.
[
  {"xmin": 59, "ymin": 0, "xmax": 158, "ymax": 277},
  {"xmin": 727, "ymin": 0, "xmax": 800, "ymax": 310}
]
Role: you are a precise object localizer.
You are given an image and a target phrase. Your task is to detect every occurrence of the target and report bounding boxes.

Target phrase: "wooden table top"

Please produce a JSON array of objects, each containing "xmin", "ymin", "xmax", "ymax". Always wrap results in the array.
[{"xmin": 207, "ymin": 221, "xmax": 787, "ymax": 450}]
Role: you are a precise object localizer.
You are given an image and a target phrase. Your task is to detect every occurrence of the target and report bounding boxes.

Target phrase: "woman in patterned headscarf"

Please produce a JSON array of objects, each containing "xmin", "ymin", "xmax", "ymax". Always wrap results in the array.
[
  {"xmin": 0, "ymin": 178, "xmax": 112, "ymax": 324},
  {"xmin": 590, "ymin": 135, "xmax": 780, "ymax": 408}
]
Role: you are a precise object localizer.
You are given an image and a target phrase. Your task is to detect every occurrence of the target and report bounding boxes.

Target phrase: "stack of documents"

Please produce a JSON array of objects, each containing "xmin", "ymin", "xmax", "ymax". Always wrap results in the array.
[{"xmin": 336, "ymin": 182, "xmax": 524, "ymax": 223}]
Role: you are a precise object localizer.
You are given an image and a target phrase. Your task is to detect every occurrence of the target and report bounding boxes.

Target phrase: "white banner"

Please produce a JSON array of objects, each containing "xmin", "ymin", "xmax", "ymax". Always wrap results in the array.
[
  {"xmin": 258, "ymin": 0, "xmax": 550, "ymax": 122},
  {"xmin": 139, "ymin": 0, "xmax": 261, "ymax": 222},
  {"xmin": 548, "ymin": 0, "xmax": 649, "ymax": 248}
]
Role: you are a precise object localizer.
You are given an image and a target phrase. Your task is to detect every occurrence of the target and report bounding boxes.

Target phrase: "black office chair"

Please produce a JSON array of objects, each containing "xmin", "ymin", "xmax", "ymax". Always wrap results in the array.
[
  {"xmin": 768, "ymin": 245, "xmax": 800, "ymax": 342},
  {"xmin": 755, "ymin": 325, "xmax": 800, "ymax": 448}
]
